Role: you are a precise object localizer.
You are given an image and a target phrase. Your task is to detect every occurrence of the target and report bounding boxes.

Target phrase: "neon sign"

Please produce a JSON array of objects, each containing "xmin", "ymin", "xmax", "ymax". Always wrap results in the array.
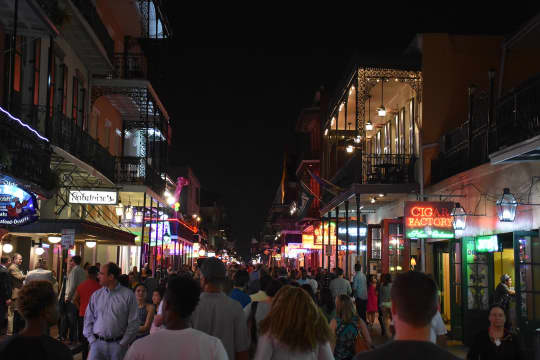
[
  {"xmin": 404, "ymin": 201, "xmax": 454, "ymax": 239},
  {"xmin": 0, "ymin": 175, "xmax": 38, "ymax": 226},
  {"xmin": 476, "ymin": 235, "xmax": 500, "ymax": 252}
]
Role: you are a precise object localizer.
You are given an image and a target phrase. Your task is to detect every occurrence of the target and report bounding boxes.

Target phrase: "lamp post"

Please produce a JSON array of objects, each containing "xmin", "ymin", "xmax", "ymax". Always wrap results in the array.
[{"xmin": 496, "ymin": 188, "xmax": 518, "ymax": 222}]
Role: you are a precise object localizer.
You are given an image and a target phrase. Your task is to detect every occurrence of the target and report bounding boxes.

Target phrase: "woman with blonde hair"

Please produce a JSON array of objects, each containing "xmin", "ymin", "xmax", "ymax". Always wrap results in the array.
[
  {"xmin": 330, "ymin": 295, "xmax": 372, "ymax": 360},
  {"xmin": 254, "ymin": 285, "xmax": 335, "ymax": 360}
]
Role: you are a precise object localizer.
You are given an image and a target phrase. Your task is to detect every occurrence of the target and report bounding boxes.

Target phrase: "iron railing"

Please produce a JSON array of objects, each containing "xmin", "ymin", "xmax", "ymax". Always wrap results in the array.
[
  {"xmin": 115, "ymin": 156, "xmax": 165, "ymax": 194},
  {"xmin": 47, "ymin": 109, "xmax": 116, "ymax": 181},
  {"xmin": 0, "ymin": 107, "xmax": 52, "ymax": 190},
  {"xmin": 113, "ymin": 53, "xmax": 148, "ymax": 80},
  {"xmin": 70, "ymin": 0, "xmax": 114, "ymax": 61},
  {"xmin": 330, "ymin": 151, "xmax": 416, "ymax": 189},
  {"xmin": 433, "ymin": 73, "xmax": 540, "ymax": 183}
]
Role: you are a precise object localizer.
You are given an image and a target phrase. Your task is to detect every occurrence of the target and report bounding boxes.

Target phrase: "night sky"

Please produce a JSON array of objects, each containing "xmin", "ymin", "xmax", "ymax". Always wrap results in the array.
[{"xmin": 154, "ymin": 5, "xmax": 540, "ymax": 258}]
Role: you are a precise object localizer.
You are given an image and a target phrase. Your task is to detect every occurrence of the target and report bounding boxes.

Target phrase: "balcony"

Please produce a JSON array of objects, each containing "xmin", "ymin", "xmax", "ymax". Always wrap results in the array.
[
  {"xmin": 60, "ymin": 0, "xmax": 113, "ymax": 75},
  {"xmin": 0, "ymin": 106, "xmax": 53, "ymax": 193},
  {"xmin": 46, "ymin": 108, "xmax": 115, "ymax": 181},
  {"xmin": 113, "ymin": 53, "xmax": 148, "ymax": 80},
  {"xmin": 331, "ymin": 152, "xmax": 417, "ymax": 189},
  {"xmin": 432, "ymin": 73, "xmax": 540, "ymax": 183},
  {"xmin": 115, "ymin": 156, "xmax": 165, "ymax": 194}
]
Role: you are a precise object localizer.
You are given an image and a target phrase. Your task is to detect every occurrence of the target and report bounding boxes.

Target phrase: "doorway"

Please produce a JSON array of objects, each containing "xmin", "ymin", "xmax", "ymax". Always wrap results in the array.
[{"xmin": 433, "ymin": 242, "xmax": 451, "ymax": 325}]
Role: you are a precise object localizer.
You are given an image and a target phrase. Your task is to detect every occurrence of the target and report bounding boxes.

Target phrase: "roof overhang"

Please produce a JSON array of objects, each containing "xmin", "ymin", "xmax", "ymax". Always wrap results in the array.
[
  {"xmin": 489, "ymin": 134, "xmax": 540, "ymax": 164},
  {"xmin": 9, "ymin": 219, "xmax": 135, "ymax": 245}
]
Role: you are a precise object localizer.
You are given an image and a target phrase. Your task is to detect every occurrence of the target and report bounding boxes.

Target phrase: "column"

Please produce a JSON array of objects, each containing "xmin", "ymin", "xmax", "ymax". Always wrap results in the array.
[
  {"xmin": 321, "ymin": 216, "xmax": 325, "ymax": 270},
  {"xmin": 345, "ymin": 200, "xmax": 350, "ymax": 279},
  {"xmin": 335, "ymin": 206, "xmax": 339, "ymax": 270}
]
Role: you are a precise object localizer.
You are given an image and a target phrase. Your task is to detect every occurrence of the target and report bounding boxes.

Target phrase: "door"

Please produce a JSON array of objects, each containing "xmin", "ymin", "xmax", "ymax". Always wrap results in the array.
[
  {"xmin": 514, "ymin": 230, "xmax": 540, "ymax": 357},
  {"xmin": 462, "ymin": 237, "xmax": 495, "ymax": 346},
  {"xmin": 449, "ymin": 239, "xmax": 463, "ymax": 340}
]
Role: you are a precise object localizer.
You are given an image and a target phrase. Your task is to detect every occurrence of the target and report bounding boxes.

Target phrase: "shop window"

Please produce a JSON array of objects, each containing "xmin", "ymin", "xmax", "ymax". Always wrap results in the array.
[
  {"xmin": 371, "ymin": 227, "xmax": 381, "ymax": 260},
  {"xmin": 388, "ymin": 223, "xmax": 404, "ymax": 273}
]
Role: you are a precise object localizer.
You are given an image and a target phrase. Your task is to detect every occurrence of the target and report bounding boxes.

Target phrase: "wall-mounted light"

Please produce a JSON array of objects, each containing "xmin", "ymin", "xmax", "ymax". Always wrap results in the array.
[
  {"xmin": 496, "ymin": 188, "xmax": 518, "ymax": 222},
  {"xmin": 451, "ymin": 202, "xmax": 467, "ymax": 231},
  {"xmin": 48, "ymin": 236, "xmax": 61, "ymax": 244}
]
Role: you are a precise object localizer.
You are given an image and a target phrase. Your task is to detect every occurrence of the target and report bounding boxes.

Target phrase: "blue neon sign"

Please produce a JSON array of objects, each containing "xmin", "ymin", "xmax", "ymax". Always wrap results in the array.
[{"xmin": 0, "ymin": 175, "xmax": 38, "ymax": 226}]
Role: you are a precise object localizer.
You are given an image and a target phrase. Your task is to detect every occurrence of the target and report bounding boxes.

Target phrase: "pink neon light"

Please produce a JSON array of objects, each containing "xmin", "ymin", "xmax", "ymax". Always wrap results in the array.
[
  {"xmin": 0, "ymin": 105, "xmax": 49, "ymax": 142},
  {"xmin": 174, "ymin": 177, "xmax": 189, "ymax": 203}
]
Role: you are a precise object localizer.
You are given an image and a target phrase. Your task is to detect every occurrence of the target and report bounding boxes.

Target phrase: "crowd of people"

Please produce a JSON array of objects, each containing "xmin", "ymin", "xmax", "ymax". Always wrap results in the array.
[{"xmin": 0, "ymin": 253, "xmax": 525, "ymax": 359}]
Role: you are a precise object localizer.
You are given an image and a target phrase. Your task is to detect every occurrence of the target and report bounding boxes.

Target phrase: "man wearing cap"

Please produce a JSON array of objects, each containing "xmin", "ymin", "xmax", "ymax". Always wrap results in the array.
[
  {"xmin": 494, "ymin": 273, "xmax": 515, "ymax": 328},
  {"xmin": 191, "ymin": 257, "xmax": 250, "ymax": 360}
]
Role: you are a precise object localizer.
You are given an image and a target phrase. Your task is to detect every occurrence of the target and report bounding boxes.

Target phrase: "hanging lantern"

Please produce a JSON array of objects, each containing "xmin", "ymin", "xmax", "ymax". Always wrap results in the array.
[
  {"xmin": 451, "ymin": 202, "xmax": 467, "ymax": 231},
  {"xmin": 125, "ymin": 206, "xmax": 133, "ymax": 221},
  {"xmin": 115, "ymin": 202, "xmax": 124, "ymax": 216},
  {"xmin": 134, "ymin": 211, "xmax": 143, "ymax": 224},
  {"xmin": 496, "ymin": 188, "xmax": 518, "ymax": 222}
]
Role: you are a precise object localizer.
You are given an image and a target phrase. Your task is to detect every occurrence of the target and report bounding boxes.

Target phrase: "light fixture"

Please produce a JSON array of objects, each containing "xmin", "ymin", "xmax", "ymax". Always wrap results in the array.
[
  {"xmin": 331, "ymin": 117, "xmax": 335, "ymax": 126},
  {"xmin": 125, "ymin": 206, "xmax": 133, "ymax": 220},
  {"xmin": 84, "ymin": 241, "xmax": 95, "ymax": 249},
  {"xmin": 378, "ymin": 194, "xmax": 385, "ymax": 198},
  {"xmin": 354, "ymin": 135, "xmax": 361, "ymax": 143},
  {"xmin": 134, "ymin": 211, "xmax": 143, "ymax": 223},
  {"xmin": 377, "ymin": 79, "xmax": 386, "ymax": 117},
  {"xmin": 346, "ymin": 144, "xmax": 354, "ymax": 153},
  {"xmin": 48, "ymin": 236, "xmax": 61, "ymax": 244},
  {"xmin": 339, "ymin": 103, "xmax": 344, "ymax": 112},
  {"xmin": 366, "ymin": 95, "xmax": 373, "ymax": 131},
  {"xmin": 115, "ymin": 202, "xmax": 124, "ymax": 216},
  {"xmin": 2, "ymin": 243, "xmax": 13, "ymax": 253},
  {"xmin": 410, "ymin": 257, "xmax": 417, "ymax": 269},
  {"xmin": 451, "ymin": 202, "xmax": 467, "ymax": 231},
  {"xmin": 199, "ymin": 249, "xmax": 206, "ymax": 257},
  {"xmin": 497, "ymin": 188, "xmax": 518, "ymax": 222},
  {"xmin": 34, "ymin": 247, "xmax": 45, "ymax": 256},
  {"xmin": 192, "ymin": 214, "xmax": 197, "ymax": 219},
  {"xmin": 370, "ymin": 198, "xmax": 376, "ymax": 204},
  {"xmin": 324, "ymin": 128, "xmax": 328, "ymax": 136}
]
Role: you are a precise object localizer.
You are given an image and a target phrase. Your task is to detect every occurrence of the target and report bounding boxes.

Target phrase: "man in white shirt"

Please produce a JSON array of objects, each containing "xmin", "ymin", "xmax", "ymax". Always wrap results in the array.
[
  {"xmin": 125, "ymin": 275, "xmax": 227, "ymax": 360},
  {"xmin": 25, "ymin": 259, "xmax": 58, "ymax": 294}
]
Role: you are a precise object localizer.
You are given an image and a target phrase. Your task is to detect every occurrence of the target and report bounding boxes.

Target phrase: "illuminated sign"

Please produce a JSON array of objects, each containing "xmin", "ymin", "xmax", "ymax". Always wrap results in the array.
[
  {"xmin": 404, "ymin": 201, "xmax": 454, "ymax": 239},
  {"xmin": 476, "ymin": 235, "xmax": 500, "ymax": 252},
  {"xmin": 0, "ymin": 175, "xmax": 38, "ymax": 226},
  {"xmin": 338, "ymin": 226, "xmax": 367, "ymax": 237},
  {"xmin": 69, "ymin": 190, "xmax": 118, "ymax": 205}
]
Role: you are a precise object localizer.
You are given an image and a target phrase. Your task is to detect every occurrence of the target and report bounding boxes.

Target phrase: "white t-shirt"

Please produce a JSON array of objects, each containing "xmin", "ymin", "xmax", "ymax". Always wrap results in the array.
[
  {"xmin": 429, "ymin": 311, "xmax": 447, "ymax": 344},
  {"xmin": 124, "ymin": 328, "xmax": 228, "ymax": 360},
  {"xmin": 254, "ymin": 334, "xmax": 334, "ymax": 360}
]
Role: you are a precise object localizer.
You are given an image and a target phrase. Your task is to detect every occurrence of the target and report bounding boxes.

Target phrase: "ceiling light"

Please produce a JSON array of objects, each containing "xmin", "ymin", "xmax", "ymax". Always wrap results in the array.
[
  {"xmin": 2, "ymin": 243, "xmax": 13, "ymax": 253},
  {"xmin": 48, "ymin": 236, "xmax": 61, "ymax": 244},
  {"xmin": 134, "ymin": 211, "xmax": 143, "ymax": 223},
  {"xmin": 379, "ymin": 194, "xmax": 385, "ymax": 197},
  {"xmin": 365, "ymin": 122, "xmax": 373, "ymax": 131},
  {"xmin": 115, "ymin": 202, "xmax": 124, "ymax": 216},
  {"xmin": 86, "ymin": 241, "xmax": 97, "ymax": 248},
  {"xmin": 125, "ymin": 206, "xmax": 133, "ymax": 220},
  {"xmin": 346, "ymin": 145, "xmax": 354, "ymax": 153},
  {"xmin": 377, "ymin": 106, "xmax": 387, "ymax": 117},
  {"xmin": 354, "ymin": 135, "xmax": 361, "ymax": 143},
  {"xmin": 378, "ymin": 79, "xmax": 386, "ymax": 117},
  {"xmin": 371, "ymin": 198, "xmax": 376, "ymax": 204},
  {"xmin": 34, "ymin": 247, "xmax": 45, "ymax": 256}
]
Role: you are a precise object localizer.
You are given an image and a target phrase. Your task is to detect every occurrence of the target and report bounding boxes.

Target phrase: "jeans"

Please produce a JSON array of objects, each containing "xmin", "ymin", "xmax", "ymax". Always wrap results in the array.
[
  {"xmin": 355, "ymin": 297, "xmax": 368, "ymax": 323},
  {"xmin": 88, "ymin": 340, "xmax": 127, "ymax": 360},
  {"xmin": 60, "ymin": 301, "xmax": 79, "ymax": 341}
]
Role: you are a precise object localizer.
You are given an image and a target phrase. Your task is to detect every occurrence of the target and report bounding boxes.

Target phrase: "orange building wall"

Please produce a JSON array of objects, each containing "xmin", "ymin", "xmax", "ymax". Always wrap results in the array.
[
  {"xmin": 92, "ymin": 97, "xmax": 123, "ymax": 157},
  {"xmin": 421, "ymin": 34, "xmax": 503, "ymax": 185},
  {"xmin": 501, "ymin": 48, "xmax": 540, "ymax": 95}
]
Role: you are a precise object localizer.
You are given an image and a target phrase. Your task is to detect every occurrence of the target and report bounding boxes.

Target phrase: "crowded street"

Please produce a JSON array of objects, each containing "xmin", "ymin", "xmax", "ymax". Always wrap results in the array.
[{"xmin": 1, "ymin": 1, "xmax": 540, "ymax": 359}]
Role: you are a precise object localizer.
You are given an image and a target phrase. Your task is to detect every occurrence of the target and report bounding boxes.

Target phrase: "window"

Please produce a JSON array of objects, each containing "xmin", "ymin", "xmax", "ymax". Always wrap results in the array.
[
  {"xmin": 72, "ymin": 77, "xmax": 78, "ymax": 121},
  {"xmin": 13, "ymin": 36, "xmax": 22, "ymax": 93},
  {"xmin": 518, "ymin": 235, "xmax": 540, "ymax": 321},
  {"xmin": 388, "ymin": 223, "xmax": 404, "ymax": 273},
  {"xmin": 465, "ymin": 239, "xmax": 489, "ymax": 310},
  {"xmin": 384, "ymin": 122, "xmax": 391, "ymax": 154},
  {"xmin": 48, "ymin": 56, "xmax": 55, "ymax": 117},
  {"xmin": 32, "ymin": 40, "xmax": 41, "ymax": 105},
  {"xmin": 62, "ymin": 65, "xmax": 68, "ymax": 114},
  {"xmin": 371, "ymin": 227, "xmax": 382, "ymax": 260},
  {"xmin": 399, "ymin": 108, "xmax": 406, "ymax": 154}
]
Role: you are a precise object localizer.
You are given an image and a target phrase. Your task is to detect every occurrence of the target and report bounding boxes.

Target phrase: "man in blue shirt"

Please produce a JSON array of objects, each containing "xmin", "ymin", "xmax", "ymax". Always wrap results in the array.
[
  {"xmin": 229, "ymin": 270, "xmax": 251, "ymax": 308},
  {"xmin": 352, "ymin": 264, "xmax": 368, "ymax": 323}
]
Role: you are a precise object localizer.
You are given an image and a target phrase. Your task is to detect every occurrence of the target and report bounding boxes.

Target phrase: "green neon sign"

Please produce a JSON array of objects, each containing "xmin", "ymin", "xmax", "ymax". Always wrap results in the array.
[
  {"xmin": 476, "ymin": 235, "xmax": 500, "ymax": 252},
  {"xmin": 405, "ymin": 229, "xmax": 454, "ymax": 239}
]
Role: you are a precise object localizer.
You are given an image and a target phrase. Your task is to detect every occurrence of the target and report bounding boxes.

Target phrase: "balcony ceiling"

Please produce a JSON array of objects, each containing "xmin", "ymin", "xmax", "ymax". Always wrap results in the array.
[
  {"xmin": 62, "ymin": 0, "xmax": 113, "ymax": 75},
  {"xmin": 99, "ymin": 0, "xmax": 142, "ymax": 37},
  {"xmin": 0, "ymin": 0, "xmax": 57, "ymax": 37}
]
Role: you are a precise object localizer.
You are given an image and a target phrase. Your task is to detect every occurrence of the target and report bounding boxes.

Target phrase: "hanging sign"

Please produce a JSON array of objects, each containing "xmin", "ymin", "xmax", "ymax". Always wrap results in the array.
[
  {"xmin": 404, "ymin": 201, "xmax": 454, "ymax": 239},
  {"xmin": 69, "ymin": 190, "xmax": 118, "ymax": 205},
  {"xmin": 61, "ymin": 229, "xmax": 75, "ymax": 249},
  {"xmin": 0, "ymin": 175, "xmax": 38, "ymax": 226}
]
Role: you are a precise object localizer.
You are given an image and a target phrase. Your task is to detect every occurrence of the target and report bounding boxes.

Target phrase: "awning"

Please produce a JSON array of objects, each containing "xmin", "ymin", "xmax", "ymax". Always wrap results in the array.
[
  {"xmin": 489, "ymin": 134, "xmax": 540, "ymax": 164},
  {"xmin": 9, "ymin": 219, "xmax": 135, "ymax": 245}
]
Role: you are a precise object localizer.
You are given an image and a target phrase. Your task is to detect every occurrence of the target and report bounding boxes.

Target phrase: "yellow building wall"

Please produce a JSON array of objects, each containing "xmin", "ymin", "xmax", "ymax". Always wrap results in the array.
[{"xmin": 494, "ymin": 249, "xmax": 515, "ymax": 291}]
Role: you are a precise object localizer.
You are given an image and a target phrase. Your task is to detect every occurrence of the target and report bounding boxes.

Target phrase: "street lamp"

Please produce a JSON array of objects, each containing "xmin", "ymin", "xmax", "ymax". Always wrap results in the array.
[
  {"xmin": 451, "ymin": 202, "xmax": 467, "ymax": 231},
  {"xmin": 496, "ymin": 188, "xmax": 518, "ymax": 222}
]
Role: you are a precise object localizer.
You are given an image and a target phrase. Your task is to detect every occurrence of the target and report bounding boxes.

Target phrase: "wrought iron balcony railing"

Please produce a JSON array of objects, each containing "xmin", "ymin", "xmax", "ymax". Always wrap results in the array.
[
  {"xmin": 70, "ymin": 0, "xmax": 114, "ymax": 61},
  {"xmin": 113, "ymin": 53, "xmax": 148, "ymax": 80},
  {"xmin": 330, "ymin": 152, "xmax": 417, "ymax": 189},
  {"xmin": 432, "ymin": 73, "xmax": 540, "ymax": 184},
  {"xmin": 46, "ymin": 108, "xmax": 116, "ymax": 181},
  {"xmin": 0, "ymin": 106, "xmax": 53, "ymax": 191},
  {"xmin": 115, "ymin": 156, "xmax": 165, "ymax": 194}
]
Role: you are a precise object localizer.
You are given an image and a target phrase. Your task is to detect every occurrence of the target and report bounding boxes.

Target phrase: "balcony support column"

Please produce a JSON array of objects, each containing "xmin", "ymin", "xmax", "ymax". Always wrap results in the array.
[
  {"xmin": 139, "ymin": 192, "xmax": 147, "ymax": 270},
  {"xmin": 345, "ymin": 200, "xmax": 350, "ymax": 280},
  {"xmin": 335, "ymin": 206, "xmax": 339, "ymax": 270},
  {"xmin": 321, "ymin": 216, "xmax": 325, "ymax": 270}
]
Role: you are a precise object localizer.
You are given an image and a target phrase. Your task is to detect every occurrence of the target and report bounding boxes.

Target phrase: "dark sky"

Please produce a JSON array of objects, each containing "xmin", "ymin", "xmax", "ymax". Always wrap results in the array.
[{"xmin": 154, "ymin": 5, "xmax": 540, "ymax": 257}]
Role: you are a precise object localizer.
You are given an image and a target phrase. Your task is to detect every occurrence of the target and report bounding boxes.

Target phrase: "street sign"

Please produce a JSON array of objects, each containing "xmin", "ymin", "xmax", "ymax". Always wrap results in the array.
[{"xmin": 61, "ymin": 229, "xmax": 75, "ymax": 249}]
